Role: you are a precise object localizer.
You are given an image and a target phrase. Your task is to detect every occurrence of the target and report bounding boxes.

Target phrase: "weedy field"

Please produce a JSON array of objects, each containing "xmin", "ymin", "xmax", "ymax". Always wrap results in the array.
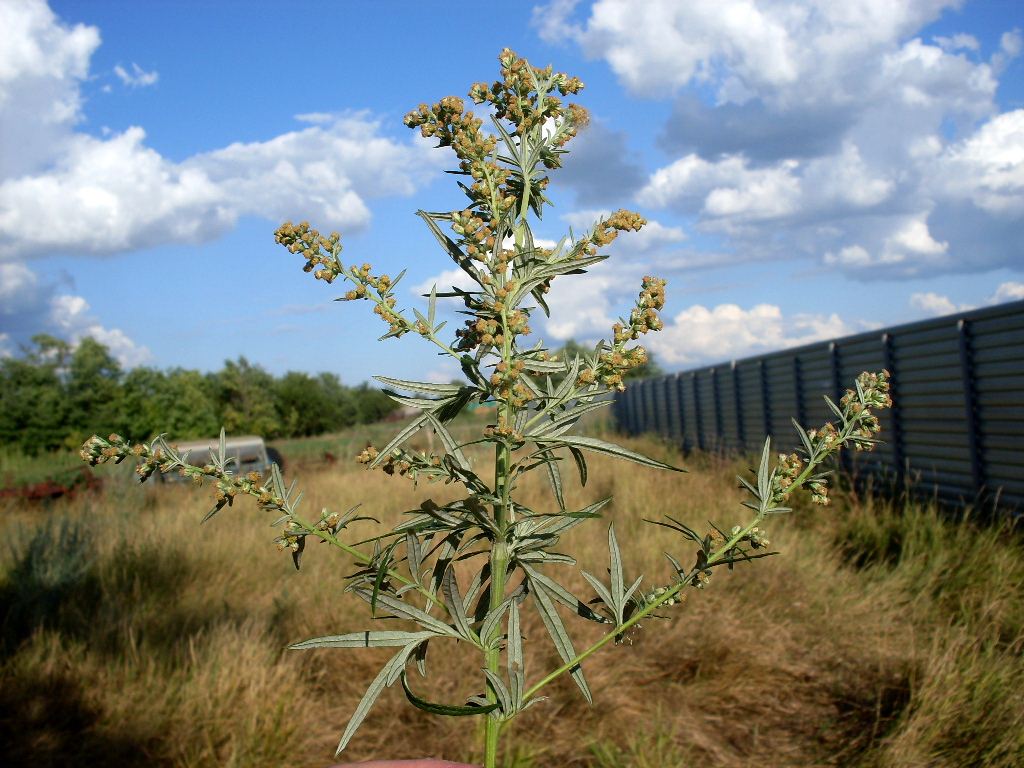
[{"xmin": 2, "ymin": 413, "xmax": 1022, "ymax": 768}]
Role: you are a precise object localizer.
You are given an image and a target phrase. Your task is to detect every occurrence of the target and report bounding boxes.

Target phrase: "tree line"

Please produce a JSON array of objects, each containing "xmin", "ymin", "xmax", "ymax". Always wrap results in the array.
[{"xmin": 0, "ymin": 335, "xmax": 398, "ymax": 455}]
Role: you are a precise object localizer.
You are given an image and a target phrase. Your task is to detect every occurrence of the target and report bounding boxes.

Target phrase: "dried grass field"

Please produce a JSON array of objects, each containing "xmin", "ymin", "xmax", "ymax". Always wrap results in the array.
[{"xmin": 2, "ymin": 414, "xmax": 1022, "ymax": 768}]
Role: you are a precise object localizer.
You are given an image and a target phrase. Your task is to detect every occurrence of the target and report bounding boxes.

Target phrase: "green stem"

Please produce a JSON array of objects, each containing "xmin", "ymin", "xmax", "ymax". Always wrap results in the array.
[{"xmin": 484, "ymin": 425, "xmax": 513, "ymax": 768}]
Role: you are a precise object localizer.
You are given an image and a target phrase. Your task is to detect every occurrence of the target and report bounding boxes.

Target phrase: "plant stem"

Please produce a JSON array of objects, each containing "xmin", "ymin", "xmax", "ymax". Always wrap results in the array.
[{"xmin": 483, "ymin": 400, "xmax": 514, "ymax": 768}]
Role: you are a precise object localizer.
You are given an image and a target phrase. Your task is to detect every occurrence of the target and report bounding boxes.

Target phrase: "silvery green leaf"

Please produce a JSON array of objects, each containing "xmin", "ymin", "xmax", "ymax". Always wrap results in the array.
[
  {"xmin": 290, "ymin": 630, "xmax": 437, "ymax": 650},
  {"xmin": 550, "ymin": 435, "xmax": 683, "ymax": 472},
  {"xmin": 511, "ymin": 256, "xmax": 608, "ymax": 305},
  {"xmin": 335, "ymin": 641, "xmax": 421, "ymax": 755},
  {"xmin": 581, "ymin": 571, "xmax": 614, "ymax": 612},
  {"xmin": 529, "ymin": 577, "xmax": 593, "ymax": 705},
  {"xmin": 483, "ymin": 669, "xmax": 514, "ymax": 715},
  {"xmin": 441, "ymin": 567, "xmax": 476, "ymax": 643},
  {"xmin": 414, "ymin": 638, "xmax": 429, "ymax": 677},
  {"xmin": 383, "ymin": 391, "xmax": 447, "ymax": 411},
  {"xmin": 532, "ymin": 284, "xmax": 551, "ymax": 316},
  {"xmin": 465, "ymin": 562, "xmax": 491, "ymax": 615},
  {"xmin": 520, "ymin": 563, "xmax": 609, "ymax": 624},
  {"xmin": 517, "ymin": 372, "xmax": 545, "ymax": 400},
  {"xmin": 423, "ymin": 411, "xmax": 471, "ymax": 470},
  {"xmin": 757, "ymin": 437, "xmax": 773, "ymax": 507},
  {"xmin": 415, "ymin": 210, "xmax": 486, "ymax": 285},
  {"xmin": 824, "ymin": 395, "xmax": 845, "ymax": 422},
  {"xmin": 513, "ymin": 406, "xmax": 529, "ymax": 436},
  {"xmin": 392, "ymin": 513, "xmax": 433, "ymax": 533},
  {"xmin": 736, "ymin": 474, "xmax": 760, "ymax": 499},
  {"xmin": 507, "ymin": 598, "xmax": 523, "ymax": 672},
  {"xmin": 491, "ymin": 115, "xmax": 524, "ymax": 167},
  {"xmin": 217, "ymin": 428, "xmax": 227, "ymax": 468},
  {"xmin": 352, "ymin": 588, "xmax": 458, "ymax": 639},
  {"xmin": 528, "ymin": 399, "xmax": 609, "ymax": 440},
  {"xmin": 794, "ymin": 418, "xmax": 815, "ymax": 456},
  {"xmin": 371, "ymin": 413, "xmax": 428, "ymax": 468},
  {"xmin": 608, "ymin": 523, "xmax": 624, "ymax": 618},
  {"xmin": 520, "ymin": 357, "xmax": 567, "ymax": 374},
  {"xmin": 478, "ymin": 584, "xmax": 526, "ymax": 648},
  {"xmin": 406, "ymin": 532, "xmax": 423, "ymax": 584},
  {"xmin": 516, "ymin": 551, "xmax": 576, "ymax": 565},
  {"xmin": 623, "ymin": 574, "xmax": 644, "ymax": 605},
  {"xmin": 419, "ymin": 499, "xmax": 464, "ymax": 527},
  {"xmin": 427, "ymin": 532, "xmax": 462, "ymax": 601},
  {"xmin": 569, "ymin": 445, "xmax": 588, "ymax": 487},
  {"xmin": 374, "ymin": 376, "xmax": 465, "ymax": 398},
  {"xmin": 548, "ymin": 355, "xmax": 581, "ymax": 403},
  {"xmin": 544, "ymin": 451, "xmax": 565, "ymax": 509}
]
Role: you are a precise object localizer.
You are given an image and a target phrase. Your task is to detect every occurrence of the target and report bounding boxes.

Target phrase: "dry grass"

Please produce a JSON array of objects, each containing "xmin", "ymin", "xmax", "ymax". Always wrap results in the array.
[{"xmin": 2, "ymin": 418, "xmax": 1022, "ymax": 767}]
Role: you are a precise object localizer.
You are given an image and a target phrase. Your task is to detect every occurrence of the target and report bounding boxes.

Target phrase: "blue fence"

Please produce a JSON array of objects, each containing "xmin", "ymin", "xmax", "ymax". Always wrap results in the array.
[{"xmin": 612, "ymin": 300, "xmax": 1024, "ymax": 513}]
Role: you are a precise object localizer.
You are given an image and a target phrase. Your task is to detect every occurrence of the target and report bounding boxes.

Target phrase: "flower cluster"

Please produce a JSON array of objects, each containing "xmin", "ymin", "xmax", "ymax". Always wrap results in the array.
[
  {"xmin": 842, "ymin": 370, "xmax": 892, "ymax": 447},
  {"xmin": 483, "ymin": 414, "xmax": 523, "ymax": 442},
  {"xmin": 275, "ymin": 221, "xmax": 406, "ymax": 337},
  {"xmin": 455, "ymin": 301, "xmax": 531, "ymax": 353},
  {"xmin": 405, "ymin": 48, "xmax": 588, "ymax": 225},
  {"xmin": 772, "ymin": 453, "xmax": 805, "ymax": 502},
  {"xmin": 580, "ymin": 210, "xmax": 647, "ymax": 257},
  {"xmin": 470, "ymin": 48, "xmax": 584, "ymax": 140},
  {"xmin": 576, "ymin": 276, "xmax": 667, "ymax": 391},
  {"xmin": 356, "ymin": 445, "xmax": 450, "ymax": 485},
  {"xmin": 275, "ymin": 221, "xmax": 344, "ymax": 283},
  {"xmin": 80, "ymin": 433, "xmax": 285, "ymax": 515}
]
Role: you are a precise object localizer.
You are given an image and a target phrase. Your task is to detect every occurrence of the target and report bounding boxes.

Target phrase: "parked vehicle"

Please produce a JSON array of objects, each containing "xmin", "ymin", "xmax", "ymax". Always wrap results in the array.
[{"xmin": 160, "ymin": 435, "xmax": 282, "ymax": 481}]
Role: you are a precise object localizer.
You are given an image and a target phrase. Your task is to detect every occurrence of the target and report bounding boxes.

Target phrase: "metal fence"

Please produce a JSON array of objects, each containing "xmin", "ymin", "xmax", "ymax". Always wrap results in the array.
[{"xmin": 611, "ymin": 300, "xmax": 1024, "ymax": 513}]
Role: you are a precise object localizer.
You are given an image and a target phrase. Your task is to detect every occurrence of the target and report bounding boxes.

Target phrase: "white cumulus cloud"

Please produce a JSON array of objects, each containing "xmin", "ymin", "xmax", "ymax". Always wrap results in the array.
[
  {"xmin": 647, "ymin": 302, "xmax": 851, "ymax": 366},
  {"xmin": 538, "ymin": 0, "xmax": 1024, "ymax": 280},
  {"xmin": 0, "ymin": 1, "xmax": 442, "ymax": 264}
]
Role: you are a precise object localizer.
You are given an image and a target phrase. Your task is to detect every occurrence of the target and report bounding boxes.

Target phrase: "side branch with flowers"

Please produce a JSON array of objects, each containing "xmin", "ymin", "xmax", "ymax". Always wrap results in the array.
[{"xmin": 81, "ymin": 49, "xmax": 892, "ymax": 768}]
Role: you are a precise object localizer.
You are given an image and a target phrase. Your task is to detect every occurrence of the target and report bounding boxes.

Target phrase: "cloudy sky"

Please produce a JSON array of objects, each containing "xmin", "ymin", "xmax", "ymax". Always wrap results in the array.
[{"xmin": 1, "ymin": 0, "xmax": 1022, "ymax": 386}]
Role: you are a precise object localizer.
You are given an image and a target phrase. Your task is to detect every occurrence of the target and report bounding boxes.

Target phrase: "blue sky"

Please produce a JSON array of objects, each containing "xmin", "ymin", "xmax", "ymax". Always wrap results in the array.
[{"xmin": 1, "ymin": 0, "xmax": 1022, "ymax": 387}]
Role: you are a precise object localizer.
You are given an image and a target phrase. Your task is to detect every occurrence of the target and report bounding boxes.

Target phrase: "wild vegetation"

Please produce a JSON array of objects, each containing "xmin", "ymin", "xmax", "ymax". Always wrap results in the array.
[
  {"xmin": 3, "ymin": 413, "xmax": 1022, "ymax": 767},
  {"xmin": 74, "ymin": 48, "xmax": 906, "ymax": 768}
]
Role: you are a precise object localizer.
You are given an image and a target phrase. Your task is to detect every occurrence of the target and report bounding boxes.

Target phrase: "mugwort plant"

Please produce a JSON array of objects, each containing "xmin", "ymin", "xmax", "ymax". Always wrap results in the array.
[{"xmin": 82, "ymin": 49, "xmax": 893, "ymax": 768}]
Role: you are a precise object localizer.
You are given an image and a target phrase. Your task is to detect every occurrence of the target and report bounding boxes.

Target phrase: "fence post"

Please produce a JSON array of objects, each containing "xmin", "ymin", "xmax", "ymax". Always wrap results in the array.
[
  {"xmin": 691, "ymin": 372, "xmax": 704, "ymax": 451},
  {"xmin": 676, "ymin": 373, "xmax": 689, "ymax": 450},
  {"xmin": 881, "ymin": 333, "xmax": 905, "ymax": 487},
  {"xmin": 732, "ymin": 360, "xmax": 745, "ymax": 450},
  {"xmin": 711, "ymin": 367, "xmax": 724, "ymax": 451},
  {"xmin": 792, "ymin": 355, "xmax": 806, "ymax": 428},
  {"xmin": 759, "ymin": 359, "xmax": 772, "ymax": 442},
  {"xmin": 957, "ymin": 318, "xmax": 986, "ymax": 505}
]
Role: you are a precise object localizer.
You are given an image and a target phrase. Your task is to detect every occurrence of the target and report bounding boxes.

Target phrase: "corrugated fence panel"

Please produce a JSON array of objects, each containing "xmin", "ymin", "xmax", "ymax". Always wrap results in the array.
[{"xmin": 613, "ymin": 300, "xmax": 1024, "ymax": 514}]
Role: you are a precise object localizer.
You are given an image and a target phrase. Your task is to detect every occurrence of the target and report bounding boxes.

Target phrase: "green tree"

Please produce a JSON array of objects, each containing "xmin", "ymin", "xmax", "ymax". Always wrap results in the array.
[
  {"xmin": 65, "ymin": 337, "xmax": 124, "ymax": 447},
  {"xmin": 351, "ymin": 382, "xmax": 399, "ymax": 424},
  {"xmin": 0, "ymin": 335, "xmax": 70, "ymax": 453},
  {"xmin": 212, "ymin": 357, "xmax": 281, "ymax": 438},
  {"xmin": 276, "ymin": 371, "xmax": 359, "ymax": 437},
  {"xmin": 121, "ymin": 367, "xmax": 219, "ymax": 441}
]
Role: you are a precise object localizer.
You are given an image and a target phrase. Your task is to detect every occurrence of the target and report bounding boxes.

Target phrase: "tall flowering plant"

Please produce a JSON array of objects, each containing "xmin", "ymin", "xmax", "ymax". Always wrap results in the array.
[{"xmin": 82, "ymin": 49, "xmax": 892, "ymax": 768}]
